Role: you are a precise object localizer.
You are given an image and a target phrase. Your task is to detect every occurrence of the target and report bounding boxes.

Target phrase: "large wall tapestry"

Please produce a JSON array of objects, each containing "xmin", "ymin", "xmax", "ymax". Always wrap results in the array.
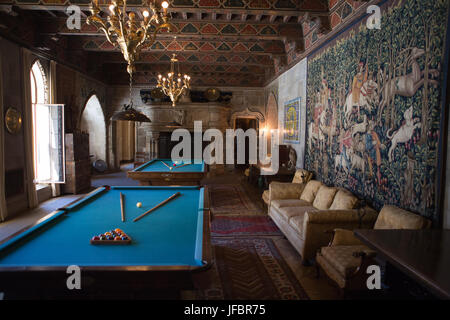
[
  {"xmin": 305, "ymin": 0, "xmax": 449, "ymax": 224},
  {"xmin": 283, "ymin": 98, "xmax": 301, "ymax": 143}
]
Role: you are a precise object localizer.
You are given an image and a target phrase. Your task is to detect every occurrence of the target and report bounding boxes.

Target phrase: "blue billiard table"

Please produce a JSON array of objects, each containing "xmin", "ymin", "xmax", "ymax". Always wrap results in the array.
[
  {"xmin": 127, "ymin": 159, "xmax": 207, "ymax": 186},
  {"xmin": 0, "ymin": 186, "xmax": 211, "ymax": 299}
]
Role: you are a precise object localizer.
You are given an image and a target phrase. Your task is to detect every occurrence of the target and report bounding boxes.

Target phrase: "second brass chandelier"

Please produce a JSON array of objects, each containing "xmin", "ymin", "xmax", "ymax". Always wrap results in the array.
[{"xmin": 157, "ymin": 54, "xmax": 191, "ymax": 107}]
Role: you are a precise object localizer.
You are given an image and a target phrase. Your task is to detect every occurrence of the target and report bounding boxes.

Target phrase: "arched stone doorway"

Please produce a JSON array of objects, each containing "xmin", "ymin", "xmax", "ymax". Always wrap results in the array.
[
  {"xmin": 230, "ymin": 107, "xmax": 265, "ymax": 130},
  {"xmin": 229, "ymin": 107, "xmax": 265, "ymax": 168},
  {"xmin": 80, "ymin": 94, "xmax": 107, "ymax": 163}
]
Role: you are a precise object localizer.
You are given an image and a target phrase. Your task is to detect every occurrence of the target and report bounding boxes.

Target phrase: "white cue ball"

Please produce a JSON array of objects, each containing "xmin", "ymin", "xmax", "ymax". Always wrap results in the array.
[{"xmin": 136, "ymin": 202, "xmax": 142, "ymax": 208}]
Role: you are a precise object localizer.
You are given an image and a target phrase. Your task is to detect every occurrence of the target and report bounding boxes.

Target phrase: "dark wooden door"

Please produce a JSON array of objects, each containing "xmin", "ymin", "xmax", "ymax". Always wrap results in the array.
[{"xmin": 234, "ymin": 118, "xmax": 257, "ymax": 168}]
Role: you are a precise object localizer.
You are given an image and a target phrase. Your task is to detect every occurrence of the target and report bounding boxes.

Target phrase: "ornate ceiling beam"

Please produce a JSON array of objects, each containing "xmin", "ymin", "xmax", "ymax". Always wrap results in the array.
[
  {"xmin": 2, "ymin": 3, "xmax": 327, "ymax": 18},
  {"xmin": 106, "ymin": 74, "xmax": 265, "ymax": 87},
  {"xmin": 36, "ymin": 17, "xmax": 297, "ymax": 39},
  {"xmin": 99, "ymin": 60, "xmax": 272, "ymax": 69},
  {"xmin": 104, "ymin": 68, "xmax": 266, "ymax": 76},
  {"xmin": 80, "ymin": 45, "xmax": 285, "ymax": 57},
  {"xmin": 86, "ymin": 51, "xmax": 276, "ymax": 66}
]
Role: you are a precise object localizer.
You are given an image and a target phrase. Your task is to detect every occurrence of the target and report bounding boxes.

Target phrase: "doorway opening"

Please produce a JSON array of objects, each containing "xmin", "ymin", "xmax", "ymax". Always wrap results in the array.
[
  {"xmin": 234, "ymin": 117, "xmax": 258, "ymax": 169},
  {"xmin": 80, "ymin": 94, "xmax": 107, "ymax": 169}
]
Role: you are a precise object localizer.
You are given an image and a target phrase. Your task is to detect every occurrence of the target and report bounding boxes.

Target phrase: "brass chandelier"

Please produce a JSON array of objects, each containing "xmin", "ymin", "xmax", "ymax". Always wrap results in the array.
[
  {"xmin": 87, "ymin": 0, "xmax": 172, "ymax": 122},
  {"xmin": 157, "ymin": 54, "xmax": 191, "ymax": 106},
  {"xmin": 87, "ymin": 0, "xmax": 171, "ymax": 76}
]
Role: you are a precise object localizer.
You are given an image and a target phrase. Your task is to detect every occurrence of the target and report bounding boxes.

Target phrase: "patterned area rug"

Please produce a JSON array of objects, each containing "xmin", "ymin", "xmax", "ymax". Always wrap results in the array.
[
  {"xmin": 191, "ymin": 215, "xmax": 309, "ymax": 300},
  {"xmin": 209, "ymin": 184, "xmax": 263, "ymax": 215},
  {"xmin": 211, "ymin": 215, "xmax": 282, "ymax": 237},
  {"xmin": 195, "ymin": 236, "xmax": 309, "ymax": 300}
]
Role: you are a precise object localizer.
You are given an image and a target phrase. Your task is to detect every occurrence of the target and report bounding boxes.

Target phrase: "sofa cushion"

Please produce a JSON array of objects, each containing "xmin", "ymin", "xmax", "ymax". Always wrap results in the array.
[
  {"xmin": 300, "ymin": 180, "xmax": 323, "ymax": 202},
  {"xmin": 374, "ymin": 205, "xmax": 431, "ymax": 230},
  {"xmin": 320, "ymin": 245, "xmax": 372, "ymax": 277},
  {"xmin": 278, "ymin": 206, "xmax": 316, "ymax": 226},
  {"xmin": 277, "ymin": 206, "xmax": 317, "ymax": 221},
  {"xmin": 288, "ymin": 213, "xmax": 310, "ymax": 236},
  {"xmin": 329, "ymin": 189, "xmax": 359, "ymax": 210},
  {"xmin": 292, "ymin": 169, "xmax": 313, "ymax": 184},
  {"xmin": 271, "ymin": 199, "xmax": 312, "ymax": 210},
  {"xmin": 313, "ymin": 186, "xmax": 338, "ymax": 210}
]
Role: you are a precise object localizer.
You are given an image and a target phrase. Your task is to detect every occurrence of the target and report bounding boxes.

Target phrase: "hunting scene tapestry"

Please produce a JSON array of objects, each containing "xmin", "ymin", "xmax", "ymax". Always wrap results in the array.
[{"xmin": 305, "ymin": 0, "xmax": 449, "ymax": 223}]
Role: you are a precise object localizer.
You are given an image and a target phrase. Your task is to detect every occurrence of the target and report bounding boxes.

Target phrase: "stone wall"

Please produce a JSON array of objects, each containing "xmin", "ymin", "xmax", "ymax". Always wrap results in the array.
[
  {"xmin": 0, "ymin": 38, "xmax": 28, "ymax": 216},
  {"xmin": 106, "ymin": 86, "xmax": 265, "ymax": 166},
  {"xmin": 265, "ymin": 58, "xmax": 308, "ymax": 169}
]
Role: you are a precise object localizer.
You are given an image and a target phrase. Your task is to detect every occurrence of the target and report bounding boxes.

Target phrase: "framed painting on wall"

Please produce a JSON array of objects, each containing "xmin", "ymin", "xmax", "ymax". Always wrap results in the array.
[{"xmin": 283, "ymin": 97, "xmax": 301, "ymax": 144}]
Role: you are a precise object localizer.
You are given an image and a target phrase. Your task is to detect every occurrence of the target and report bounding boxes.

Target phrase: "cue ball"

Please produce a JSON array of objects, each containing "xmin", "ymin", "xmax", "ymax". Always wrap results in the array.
[{"xmin": 136, "ymin": 202, "xmax": 142, "ymax": 208}]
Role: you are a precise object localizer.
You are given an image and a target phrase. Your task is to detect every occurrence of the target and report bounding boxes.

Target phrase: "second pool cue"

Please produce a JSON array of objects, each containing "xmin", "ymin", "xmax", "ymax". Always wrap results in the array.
[
  {"xmin": 133, "ymin": 192, "xmax": 181, "ymax": 222},
  {"xmin": 173, "ymin": 163, "xmax": 191, "ymax": 170},
  {"xmin": 120, "ymin": 192, "xmax": 125, "ymax": 222},
  {"xmin": 160, "ymin": 161, "xmax": 172, "ymax": 170}
]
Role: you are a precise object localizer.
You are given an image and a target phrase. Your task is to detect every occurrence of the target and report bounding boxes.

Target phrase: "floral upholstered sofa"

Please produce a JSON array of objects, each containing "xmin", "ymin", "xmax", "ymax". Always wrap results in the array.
[{"xmin": 267, "ymin": 178, "xmax": 378, "ymax": 264}]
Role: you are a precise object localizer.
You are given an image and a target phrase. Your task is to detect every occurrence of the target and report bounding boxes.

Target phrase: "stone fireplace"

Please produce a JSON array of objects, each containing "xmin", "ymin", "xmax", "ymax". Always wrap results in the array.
[{"xmin": 135, "ymin": 102, "xmax": 232, "ymax": 161}]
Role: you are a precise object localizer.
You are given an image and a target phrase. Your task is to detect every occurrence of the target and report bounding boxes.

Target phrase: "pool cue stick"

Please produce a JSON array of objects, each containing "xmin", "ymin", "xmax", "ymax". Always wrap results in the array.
[
  {"xmin": 133, "ymin": 192, "xmax": 181, "ymax": 222},
  {"xmin": 120, "ymin": 192, "xmax": 125, "ymax": 222},
  {"xmin": 172, "ymin": 163, "xmax": 191, "ymax": 170},
  {"xmin": 160, "ymin": 161, "xmax": 172, "ymax": 170}
]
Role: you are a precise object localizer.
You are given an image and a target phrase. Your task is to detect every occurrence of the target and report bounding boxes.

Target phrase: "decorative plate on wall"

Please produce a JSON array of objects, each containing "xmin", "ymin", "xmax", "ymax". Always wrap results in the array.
[
  {"xmin": 204, "ymin": 88, "xmax": 221, "ymax": 102},
  {"xmin": 150, "ymin": 87, "xmax": 165, "ymax": 100},
  {"xmin": 5, "ymin": 107, "xmax": 22, "ymax": 134}
]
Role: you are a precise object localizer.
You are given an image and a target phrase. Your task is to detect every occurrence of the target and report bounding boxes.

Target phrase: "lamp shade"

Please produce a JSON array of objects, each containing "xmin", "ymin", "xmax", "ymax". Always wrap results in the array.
[
  {"xmin": 111, "ymin": 107, "xmax": 151, "ymax": 122},
  {"xmin": 165, "ymin": 120, "xmax": 182, "ymax": 128}
]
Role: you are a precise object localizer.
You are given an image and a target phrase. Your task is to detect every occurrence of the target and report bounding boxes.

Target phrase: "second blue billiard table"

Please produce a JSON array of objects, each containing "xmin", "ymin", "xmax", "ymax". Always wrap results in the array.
[{"xmin": 128, "ymin": 159, "xmax": 207, "ymax": 186}]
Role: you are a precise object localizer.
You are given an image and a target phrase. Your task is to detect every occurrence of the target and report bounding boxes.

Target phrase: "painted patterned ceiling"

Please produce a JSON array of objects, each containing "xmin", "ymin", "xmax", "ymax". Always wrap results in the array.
[{"xmin": 0, "ymin": 0, "xmax": 368, "ymax": 86}]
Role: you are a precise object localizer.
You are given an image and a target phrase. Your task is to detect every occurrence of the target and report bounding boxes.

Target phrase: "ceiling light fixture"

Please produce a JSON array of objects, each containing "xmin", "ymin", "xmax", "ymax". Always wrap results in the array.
[{"xmin": 157, "ymin": 54, "xmax": 191, "ymax": 107}]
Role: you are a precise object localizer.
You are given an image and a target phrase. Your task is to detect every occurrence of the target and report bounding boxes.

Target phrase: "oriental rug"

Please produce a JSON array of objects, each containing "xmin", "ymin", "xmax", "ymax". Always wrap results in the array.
[
  {"xmin": 211, "ymin": 215, "xmax": 282, "ymax": 237},
  {"xmin": 209, "ymin": 184, "xmax": 263, "ymax": 215},
  {"xmin": 194, "ymin": 236, "xmax": 309, "ymax": 300}
]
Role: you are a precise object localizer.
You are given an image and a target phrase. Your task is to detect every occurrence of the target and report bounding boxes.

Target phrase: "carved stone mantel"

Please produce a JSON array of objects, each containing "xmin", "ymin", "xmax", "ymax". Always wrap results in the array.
[{"xmin": 230, "ymin": 107, "xmax": 265, "ymax": 129}]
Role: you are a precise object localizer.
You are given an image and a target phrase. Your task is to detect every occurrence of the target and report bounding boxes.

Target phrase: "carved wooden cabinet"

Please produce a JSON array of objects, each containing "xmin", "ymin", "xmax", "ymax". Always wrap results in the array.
[{"xmin": 62, "ymin": 132, "xmax": 91, "ymax": 194}]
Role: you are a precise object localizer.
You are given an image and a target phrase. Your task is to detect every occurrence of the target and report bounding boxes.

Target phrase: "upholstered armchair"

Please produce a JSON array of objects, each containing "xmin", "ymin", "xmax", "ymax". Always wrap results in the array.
[
  {"xmin": 261, "ymin": 169, "xmax": 313, "ymax": 207},
  {"xmin": 315, "ymin": 205, "xmax": 431, "ymax": 297}
]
